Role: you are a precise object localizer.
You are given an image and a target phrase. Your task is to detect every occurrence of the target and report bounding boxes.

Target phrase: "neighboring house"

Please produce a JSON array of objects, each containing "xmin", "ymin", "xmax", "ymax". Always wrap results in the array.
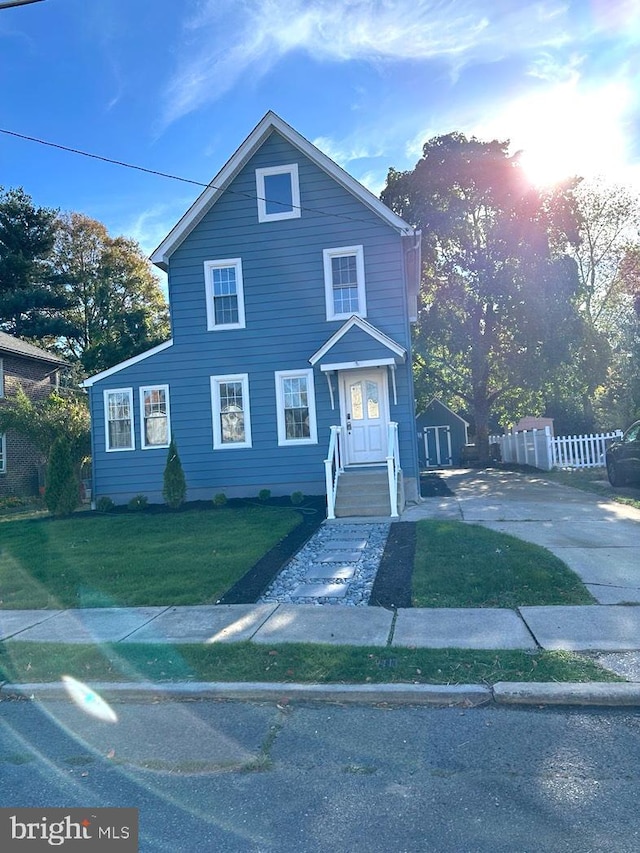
[
  {"xmin": 416, "ymin": 398, "xmax": 470, "ymax": 468},
  {"xmin": 511, "ymin": 416, "xmax": 555, "ymax": 436},
  {"xmin": 82, "ymin": 112, "xmax": 422, "ymax": 517},
  {"xmin": 0, "ymin": 331, "xmax": 67, "ymax": 497}
]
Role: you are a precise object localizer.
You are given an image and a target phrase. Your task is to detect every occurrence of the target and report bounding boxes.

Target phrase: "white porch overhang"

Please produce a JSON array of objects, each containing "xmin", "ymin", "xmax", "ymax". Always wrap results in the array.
[
  {"xmin": 309, "ymin": 316, "xmax": 407, "ymax": 409},
  {"xmin": 308, "ymin": 316, "xmax": 406, "ymax": 371}
]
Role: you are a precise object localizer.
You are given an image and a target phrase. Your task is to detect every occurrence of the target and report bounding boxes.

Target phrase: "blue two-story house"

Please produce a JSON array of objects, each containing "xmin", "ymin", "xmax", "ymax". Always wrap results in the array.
[{"xmin": 83, "ymin": 112, "xmax": 422, "ymax": 517}]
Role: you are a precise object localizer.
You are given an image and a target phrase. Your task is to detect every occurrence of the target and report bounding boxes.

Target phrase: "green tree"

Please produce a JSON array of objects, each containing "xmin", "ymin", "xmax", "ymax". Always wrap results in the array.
[
  {"xmin": 53, "ymin": 212, "xmax": 170, "ymax": 373},
  {"xmin": 44, "ymin": 435, "xmax": 79, "ymax": 516},
  {"xmin": 0, "ymin": 386, "xmax": 90, "ymax": 473},
  {"xmin": 566, "ymin": 180, "xmax": 640, "ymax": 429},
  {"xmin": 381, "ymin": 132, "xmax": 582, "ymax": 458},
  {"xmin": 0, "ymin": 187, "xmax": 74, "ymax": 340},
  {"xmin": 163, "ymin": 437, "xmax": 186, "ymax": 509}
]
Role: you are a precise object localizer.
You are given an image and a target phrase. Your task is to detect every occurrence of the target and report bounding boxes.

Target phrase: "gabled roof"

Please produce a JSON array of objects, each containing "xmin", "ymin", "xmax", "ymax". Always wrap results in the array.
[
  {"xmin": 150, "ymin": 111, "xmax": 414, "ymax": 270},
  {"xmin": 309, "ymin": 315, "xmax": 406, "ymax": 370},
  {"xmin": 0, "ymin": 331, "xmax": 67, "ymax": 366},
  {"xmin": 81, "ymin": 339, "xmax": 174, "ymax": 387},
  {"xmin": 418, "ymin": 397, "xmax": 469, "ymax": 426}
]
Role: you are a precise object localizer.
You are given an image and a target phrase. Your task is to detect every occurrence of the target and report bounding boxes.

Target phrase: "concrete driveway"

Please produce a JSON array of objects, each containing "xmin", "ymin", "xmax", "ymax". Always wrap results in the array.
[{"xmin": 404, "ymin": 468, "xmax": 640, "ymax": 605}]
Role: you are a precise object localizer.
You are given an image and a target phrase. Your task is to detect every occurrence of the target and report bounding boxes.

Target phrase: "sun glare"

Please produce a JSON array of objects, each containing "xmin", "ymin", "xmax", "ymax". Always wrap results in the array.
[{"xmin": 490, "ymin": 81, "xmax": 631, "ymax": 187}]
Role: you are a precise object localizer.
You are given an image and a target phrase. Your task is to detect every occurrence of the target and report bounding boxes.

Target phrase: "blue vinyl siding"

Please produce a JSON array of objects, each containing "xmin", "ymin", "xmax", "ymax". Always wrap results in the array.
[{"xmin": 88, "ymin": 129, "xmax": 419, "ymax": 504}]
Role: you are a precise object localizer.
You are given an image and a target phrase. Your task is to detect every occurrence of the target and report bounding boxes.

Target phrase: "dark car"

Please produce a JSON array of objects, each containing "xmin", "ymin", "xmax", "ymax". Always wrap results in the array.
[{"xmin": 606, "ymin": 420, "xmax": 640, "ymax": 486}]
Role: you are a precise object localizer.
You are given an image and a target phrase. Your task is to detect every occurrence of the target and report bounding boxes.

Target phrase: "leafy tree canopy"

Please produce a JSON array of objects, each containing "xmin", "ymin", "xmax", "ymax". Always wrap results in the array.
[
  {"xmin": 53, "ymin": 212, "xmax": 170, "ymax": 374},
  {"xmin": 0, "ymin": 187, "xmax": 75, "ymax": 340},
  {"xmin": 381, "ymin": 132, "xmax": 583, "ymax": 455}
]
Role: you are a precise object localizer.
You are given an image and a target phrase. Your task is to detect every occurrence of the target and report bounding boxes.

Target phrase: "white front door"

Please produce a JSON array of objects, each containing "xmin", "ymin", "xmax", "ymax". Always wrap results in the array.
[{"xmin": 340, "ymin": 369, "xmax": 389, "ymax": 465}]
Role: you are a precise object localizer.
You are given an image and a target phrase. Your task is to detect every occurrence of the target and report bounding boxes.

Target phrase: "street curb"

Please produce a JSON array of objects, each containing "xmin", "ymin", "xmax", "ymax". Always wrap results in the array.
[
  {"xmin": 493, "ymin": 681, "xmax": 640, "ymax": 706},
  {"xmin": 3, "ymin": 680, "xmax": 640, "ymax": 706}
]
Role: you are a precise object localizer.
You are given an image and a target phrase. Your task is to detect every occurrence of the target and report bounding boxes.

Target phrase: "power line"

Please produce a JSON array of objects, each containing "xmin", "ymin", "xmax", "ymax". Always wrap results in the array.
[
  {"xmin": 0, "ymin": 126, "xmax": 390, "ymax": 228},
  {"xmin": 0, "ymin": 127, "xmax": 213, "ymax": 189}
]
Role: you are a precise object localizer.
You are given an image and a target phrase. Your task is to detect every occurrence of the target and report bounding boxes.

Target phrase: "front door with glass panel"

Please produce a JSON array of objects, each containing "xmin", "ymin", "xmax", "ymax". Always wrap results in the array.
[{"xmin": 340, "ymin": 369, "xmax": 389, "ymax": 465}]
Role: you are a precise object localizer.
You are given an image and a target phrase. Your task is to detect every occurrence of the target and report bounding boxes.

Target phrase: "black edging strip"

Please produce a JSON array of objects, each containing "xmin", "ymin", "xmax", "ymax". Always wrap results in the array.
[
  {"xmin": 216, "ymin": 496, "xmax": 326, "ymax": 605},
  {"xmin": 368, "ymin": 522, "xmax": 416, "ymax": 609}
]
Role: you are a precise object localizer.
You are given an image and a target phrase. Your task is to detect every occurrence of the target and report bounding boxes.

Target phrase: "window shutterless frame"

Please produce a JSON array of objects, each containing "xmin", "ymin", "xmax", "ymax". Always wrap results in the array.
[
  {"xmin": 275, "ymin": 368, "xmax": 318, "ymax": 446},
  {"xmin": 323, "ymin": 245, "xmax": 366, "ymax": 321},
  {"xmin": 0, "ymin": 432, "xmax": 6, "ymax": 473},
  {"xmin": 256, "ymin": 164, "xmax": 301, "ymax": 223},
  {"xmin": 104, "ymin": 388, "xmax": 135, "ymax": 451},
  {"xmin": 210, "ymin": 374, "xmax": 252, "ymax": 449},
  {"xmin": 204, "ymin": 258, "xmax": 246, "ymax": 330},
  {"xmin": 139, "ymin": 385, "xmax": 171, "ymax": 449}
]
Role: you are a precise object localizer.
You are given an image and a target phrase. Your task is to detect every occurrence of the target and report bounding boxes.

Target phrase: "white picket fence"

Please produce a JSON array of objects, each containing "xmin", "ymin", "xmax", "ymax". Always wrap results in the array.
[{"xmin": 489, "ymin": 427, "xmax": 623, "ymax": 471}]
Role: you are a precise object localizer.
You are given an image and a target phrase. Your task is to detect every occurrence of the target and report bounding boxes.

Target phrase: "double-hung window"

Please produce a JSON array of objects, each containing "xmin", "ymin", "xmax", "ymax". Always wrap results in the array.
[
  {"xmin": 0, "ymin": 433, "xmax": 6, "ymax": 474},
  {"xmin": 211, "ymin": 374, "xmax": 252, "ymax": 449},
  {"xmin": 104, "ymin": 389, "xmax": 134, "ymax": 451},
  {"xmin": 140, "ymin": 385, "xmax": 170, "ymax": 449},
  {"xmin": 205, "ymin": 259, "xmax": 245, "ymax": 330},
  {"xmin": 323, "ymin": 245, "xmax": 366, "ymax": 320},
  {"xmin": 256, "ymin": 164, "xmax": 301, "ymax": 223},
  {"xmin": 275, "ymin": 369, "xmax": 317, "ymax": 445}
]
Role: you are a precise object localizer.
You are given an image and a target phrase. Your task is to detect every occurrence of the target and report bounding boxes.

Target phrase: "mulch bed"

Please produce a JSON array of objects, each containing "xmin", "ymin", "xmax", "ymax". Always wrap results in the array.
[
  {"xmin": 368, "ymin": 522, "xmax": 416, "ymax": 609},
  {"xmin": 420, "ymin": 472, "xmax": 454, "ymax": 497},
  {"xmin": 216, "ymin": 495, "xmax": 326, "ymax": 604},
  {"xmin": 218, "ymin": 473, "xmax": 453, "ymax": 608}
]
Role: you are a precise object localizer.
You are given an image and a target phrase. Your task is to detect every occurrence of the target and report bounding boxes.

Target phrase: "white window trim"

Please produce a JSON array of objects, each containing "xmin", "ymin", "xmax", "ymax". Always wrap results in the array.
[
  {"xmin": 0, "ymin": 358, "xmax": 4, "ymax": 398},
  {"xmin": 104, "ymin": 388, "xmax": 135, "ymax": 452},
  {"xmin": 275, "ymin": 368, "xmax": 318, "ymax": 446},
  {"xmin": 0, "ymin": 432, "xmax": 6, "ymax": 473},
  {"xmin": 323, "ymin": 245, "xmax": 367, "ymax": 321},
  {"xmin": 204, "ymin": 258, "xmax": 246, "ymax": 331},
  {"xmin": 256, "ymin": 164, "xmax": 301, "ymax": 223},
  {"xmin": 211, "ymin": 374, "xmax": 252, "ymax": 450},
  {"xmin": 139, "ymin": 384, "xmax": 171, "ymax": 450}
]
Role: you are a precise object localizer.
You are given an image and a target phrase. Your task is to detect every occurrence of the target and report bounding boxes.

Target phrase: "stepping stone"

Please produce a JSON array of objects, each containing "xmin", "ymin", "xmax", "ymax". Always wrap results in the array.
[
  {"xmin": 319, "ymin": 552, "xmax": 362, "ymax": 563},
  {"xmin": 290, "ymin": 582, "xmax": 348, "ymax": 598},
  {"xmin": 304, "ymin": 564, "xmax": 356, "ymax": 581},
  {"xmin": 323, "ymin": 539, "xmax": 368, "ymax": 551}
]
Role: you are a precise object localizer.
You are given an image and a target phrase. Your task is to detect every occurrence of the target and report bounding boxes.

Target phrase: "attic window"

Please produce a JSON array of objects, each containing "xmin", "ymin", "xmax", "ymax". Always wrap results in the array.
[{"xmin": 256, "ymin": 164, "xmax": 301, "ymax": 222}]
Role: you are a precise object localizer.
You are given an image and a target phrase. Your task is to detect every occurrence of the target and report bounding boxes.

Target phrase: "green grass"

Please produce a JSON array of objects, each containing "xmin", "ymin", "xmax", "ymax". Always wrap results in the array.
[
  {"xmin": 0, "ymin": 505, "xmax": 301, "ymax": 609},
  {"xmin": 412, "ymin": 520, "xmax": 595, "ymax": 608},
  {"xmin": 0, "ymin": 641, "xmax": 622, "ymax": 686}
]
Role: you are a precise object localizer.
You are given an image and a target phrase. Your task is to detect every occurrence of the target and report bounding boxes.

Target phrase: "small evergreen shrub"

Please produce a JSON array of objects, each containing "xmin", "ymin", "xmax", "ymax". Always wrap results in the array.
[
  {"xmin": 96, "ymin": 496, "xmax": 115, "ymax": 512},
  {"xmin": 258, "ymin": 488, "xmax": 271, "ymax": 502},
  {"xmin": 45, "ymin": 436, "xmax": 80, "ymax": 517},
  {"xmin": 213, "ymin": 492, "xmax": 227, "ymax": 507},
  {"xmin": 290, "ymin": 491, "xmax": 305, "ymax": 505},
  {"xmin": 163, "ymin": 437, "xmax": 187, "ymax": 509},
  {"xmin": 128, "ymin": 494, "xmax": 148, "ymax": 511}
]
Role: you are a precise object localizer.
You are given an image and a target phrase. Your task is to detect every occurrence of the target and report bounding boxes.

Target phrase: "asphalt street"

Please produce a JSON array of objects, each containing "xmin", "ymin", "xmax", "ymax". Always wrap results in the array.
[{"xmin": 1, "ymin": 696, "xmax": 640, "ymax": 852}]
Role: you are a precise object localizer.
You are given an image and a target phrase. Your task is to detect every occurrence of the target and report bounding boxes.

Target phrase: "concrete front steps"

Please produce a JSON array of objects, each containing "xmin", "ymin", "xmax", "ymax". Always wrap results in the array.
[{"xmin": 334, "ymin": 466, "xmax": 403, "ymax": 517}]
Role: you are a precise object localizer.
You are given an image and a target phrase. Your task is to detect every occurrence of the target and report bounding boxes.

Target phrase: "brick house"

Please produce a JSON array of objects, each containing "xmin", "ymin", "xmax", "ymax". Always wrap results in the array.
[{"xmin": 0, "ymin": 332, "xmax": 67, "ymax": 497}]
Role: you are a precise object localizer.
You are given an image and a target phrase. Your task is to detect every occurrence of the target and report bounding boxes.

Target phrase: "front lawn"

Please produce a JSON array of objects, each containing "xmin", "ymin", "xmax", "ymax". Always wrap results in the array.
[
  {"xmin": 0, "ymin": 641, "xmax": 621, "ymax": 685},
  {"xmin": 412, "ymin": 520, "xmax": 595, "ymax": 608},
  {"xmin": 0, "ymin": 504, "xmax": 303, "ymax": 609}
]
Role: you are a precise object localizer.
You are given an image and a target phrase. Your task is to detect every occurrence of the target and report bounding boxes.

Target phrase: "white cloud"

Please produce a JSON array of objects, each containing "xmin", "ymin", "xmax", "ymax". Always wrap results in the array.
[
  {"xmin": 311, "ymin": 135, "xmax": 384, "ymax": 166},
  {"xmin": 162, "ymin": 0, "xmax": 575, "ymax": 126}
]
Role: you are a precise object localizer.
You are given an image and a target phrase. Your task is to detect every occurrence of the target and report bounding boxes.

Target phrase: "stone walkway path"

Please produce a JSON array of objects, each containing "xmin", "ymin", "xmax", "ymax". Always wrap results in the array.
[{"xmin": 259, "ymin": 522, "xmax": 391, "ymax": 606}]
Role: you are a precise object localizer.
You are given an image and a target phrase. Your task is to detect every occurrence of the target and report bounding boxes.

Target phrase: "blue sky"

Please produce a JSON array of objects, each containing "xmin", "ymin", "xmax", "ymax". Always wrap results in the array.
[{"xmin": 2, "ymin": 0, "xmax": 640, "ymax": 266}]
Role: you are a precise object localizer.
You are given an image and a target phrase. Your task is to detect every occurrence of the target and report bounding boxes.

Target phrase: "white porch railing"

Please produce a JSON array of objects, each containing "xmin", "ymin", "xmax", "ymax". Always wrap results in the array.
[
  {"xmin": 324, "ymin": 425, "xmax": 343, "ymax": 520},
  {"xmin": 386, "ymin": 421, "xmax": 400, "ymax": 518},
  {"xmin": 489, "ymin": 427, "xmax": 623, "ymax": 471}
]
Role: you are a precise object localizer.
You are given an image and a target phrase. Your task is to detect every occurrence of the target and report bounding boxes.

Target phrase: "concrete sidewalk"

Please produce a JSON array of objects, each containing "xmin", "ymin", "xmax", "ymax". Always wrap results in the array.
[
  {"xmin": 1, "ymin": 469, "xmax": 639, "ymax": 704},
  {"xmin": 3, "ymin": 599, "xmax": 640, "ymax": 653}
]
